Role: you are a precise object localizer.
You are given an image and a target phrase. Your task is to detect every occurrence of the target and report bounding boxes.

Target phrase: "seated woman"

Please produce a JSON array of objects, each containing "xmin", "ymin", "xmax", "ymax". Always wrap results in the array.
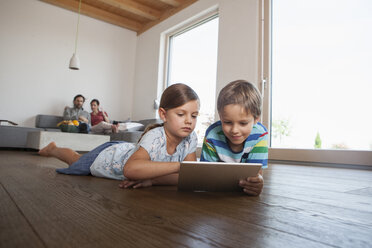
[{"xmin": 90, "ymin": 99, "xmax": 118, "ymax": 134}]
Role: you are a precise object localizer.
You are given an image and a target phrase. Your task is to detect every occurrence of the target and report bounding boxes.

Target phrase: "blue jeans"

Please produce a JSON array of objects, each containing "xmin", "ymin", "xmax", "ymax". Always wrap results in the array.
[
  {"xmin": 56, "ymin": 141, "xmax": 124, "ymax": 175},
  {"xmin": 78, "ymin": 122, "xmax": 91, "ymax": 133}
]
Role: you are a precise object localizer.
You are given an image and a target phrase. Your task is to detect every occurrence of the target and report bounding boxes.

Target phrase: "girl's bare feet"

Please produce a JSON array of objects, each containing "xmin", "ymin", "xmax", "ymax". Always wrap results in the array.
[{"xmin": 38, "ymin": 142, "xmax": 57, "ymax": 156}]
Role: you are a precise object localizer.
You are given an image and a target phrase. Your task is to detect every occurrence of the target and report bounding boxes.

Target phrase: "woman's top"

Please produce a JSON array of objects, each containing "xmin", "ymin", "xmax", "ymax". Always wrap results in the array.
[
  {"xmin": 90, "ymin": 126, "xmax": 198, "ymax": 180},
  {"xmin": 90, "ymin": 111, "xmax": 108, "ymax": 126}
]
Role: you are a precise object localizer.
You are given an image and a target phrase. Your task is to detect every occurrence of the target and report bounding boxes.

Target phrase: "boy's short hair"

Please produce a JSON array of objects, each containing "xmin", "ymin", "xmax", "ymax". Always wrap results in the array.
[{"xmin": 217, "ymin": 80, "xmax": 262, "ymax": 119}]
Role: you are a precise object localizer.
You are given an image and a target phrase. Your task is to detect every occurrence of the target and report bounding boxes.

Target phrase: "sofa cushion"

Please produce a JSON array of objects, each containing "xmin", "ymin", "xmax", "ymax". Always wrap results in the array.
[
  {"xmin": 110, "ymin": 131, "xmax": 143, "ymax": 143},
  {"xmin": 0, "ymin": 126, "xmax": 43, "ymax": 148},
  {"xmin": 36, "ymin": 115, "xmax": 63, "ymax": 129},
  {"xmin": 137, "ymin": 119, "xmax": 163, "ymax": 131},
  {"xmin": 118, "ymin": 122, "xmax": 144, "ymax": 132}
]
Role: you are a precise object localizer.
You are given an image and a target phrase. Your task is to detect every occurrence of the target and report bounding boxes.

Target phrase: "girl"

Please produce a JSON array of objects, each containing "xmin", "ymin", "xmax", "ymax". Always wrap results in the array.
[
  {"xmin": 90, "ymin": 99, "xmax": 119, "ymax": 134},
  {"xmin": 38, "ymin": 83, "xmax": 199, "ymax": 188}
]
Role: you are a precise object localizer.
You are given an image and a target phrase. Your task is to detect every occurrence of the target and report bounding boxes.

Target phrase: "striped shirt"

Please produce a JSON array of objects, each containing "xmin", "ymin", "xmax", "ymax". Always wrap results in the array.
[{"xmin": 200, "ymin": 121, "xmax": 268, "ymax": 168}]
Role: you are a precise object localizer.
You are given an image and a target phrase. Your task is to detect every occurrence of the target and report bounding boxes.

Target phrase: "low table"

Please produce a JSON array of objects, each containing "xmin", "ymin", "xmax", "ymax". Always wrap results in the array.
[{"xmin": 27, "ymin": 131, "xmax": 110, "ymax": 152}]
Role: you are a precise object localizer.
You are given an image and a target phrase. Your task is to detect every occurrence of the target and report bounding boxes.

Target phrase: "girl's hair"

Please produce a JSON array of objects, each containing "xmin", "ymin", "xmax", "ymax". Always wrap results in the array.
[
  {"xmin": 90, "ymin": 99, "xmax": 100, "ymax": 106},
  {"xmin": 138, "ymin": 83, "xmax": 199, "ymax": 142},
  {"xmin": 217, "ymin": 80, "xmax": 262, "ymax": 119}
]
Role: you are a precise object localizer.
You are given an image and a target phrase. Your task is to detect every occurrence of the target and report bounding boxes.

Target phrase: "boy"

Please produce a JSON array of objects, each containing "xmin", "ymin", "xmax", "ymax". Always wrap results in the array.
[{"xmin": 200, "ymin": 80, "xmax": 268, "ymax": 196}]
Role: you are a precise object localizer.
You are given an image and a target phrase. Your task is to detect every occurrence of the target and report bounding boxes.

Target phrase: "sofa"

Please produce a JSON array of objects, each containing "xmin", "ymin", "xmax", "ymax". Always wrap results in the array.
[
  {"xmin": 0, "ymin": 125, "xmax": 44, "ymax": 148},
  {"xmin": 0, "ymin": 115, "xmax": 162, "ymax": 150}
]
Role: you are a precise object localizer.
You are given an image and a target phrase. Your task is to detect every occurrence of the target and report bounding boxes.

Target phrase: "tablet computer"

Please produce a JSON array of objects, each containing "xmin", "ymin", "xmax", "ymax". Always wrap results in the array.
[{"xmin": 177, "ymin": 161, "xmax": 262, "ymax": 192}]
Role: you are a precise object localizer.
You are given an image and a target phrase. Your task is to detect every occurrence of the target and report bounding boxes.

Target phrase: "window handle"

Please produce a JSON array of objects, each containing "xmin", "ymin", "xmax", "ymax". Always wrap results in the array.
[{"xmin": 261, "ymin": 78, "xmax": 267, "ymax": 98}]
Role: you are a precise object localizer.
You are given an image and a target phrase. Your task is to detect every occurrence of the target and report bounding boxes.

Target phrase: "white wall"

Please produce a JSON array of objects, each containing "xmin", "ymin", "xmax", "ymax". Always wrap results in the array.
[
  {"xmin": 0, "ymin": 0, "xmax": 137, "ymax": 127},
  {"xmin": 132, "ymin": 0, "xmax": 260, "ymax": 120},
  {"xmin": 0, "ymin": 0, "xmax": 260, "ymax": 127}
]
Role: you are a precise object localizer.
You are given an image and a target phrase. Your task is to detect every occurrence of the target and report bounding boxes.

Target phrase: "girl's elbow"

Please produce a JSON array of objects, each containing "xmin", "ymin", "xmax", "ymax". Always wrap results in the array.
[
  {"xmin": 123, "ymin": 166, "xmax": 135, "ymax": 179},
  {"xmin": 123, "ymin": 164, "xmax": 141, "ymax": 180},
  {"xmin": 123, "ymin": 166, "xmax": 129, "ymax": 178}
]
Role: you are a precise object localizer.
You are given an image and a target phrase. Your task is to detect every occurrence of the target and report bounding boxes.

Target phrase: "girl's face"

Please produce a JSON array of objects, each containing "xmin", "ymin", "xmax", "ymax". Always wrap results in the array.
[
  {"xmin": 159, "ymin": 100, "xmax": 199, "ymax": 139},
  {"xmin": 219, "ymin": 104, "xmax": 259, "ymax": 152},
  {"xmin": 90, "ymin": 102, "xmax": 99, "ymax": 112}
]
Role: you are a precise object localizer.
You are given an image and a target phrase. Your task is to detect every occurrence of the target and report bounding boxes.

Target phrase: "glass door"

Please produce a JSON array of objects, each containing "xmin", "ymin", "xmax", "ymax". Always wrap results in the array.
[{"xmin": 268, "ymin": 0, "xmax": 372, "ymax": 165}]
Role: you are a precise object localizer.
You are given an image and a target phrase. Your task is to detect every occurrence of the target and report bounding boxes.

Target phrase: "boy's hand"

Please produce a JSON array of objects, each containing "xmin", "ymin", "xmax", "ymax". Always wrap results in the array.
[
  {"xmin": 119, "ymin": 179, "xmax": 152, "ymax": 189},
  {"xmin": 239, "ymin": 174, "xmax": 264, "ymax": 196}
]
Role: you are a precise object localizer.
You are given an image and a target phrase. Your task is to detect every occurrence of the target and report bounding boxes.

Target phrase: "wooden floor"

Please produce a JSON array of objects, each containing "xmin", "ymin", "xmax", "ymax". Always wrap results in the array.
[{"xmin": 1, "ymin": 150, "xmax": 371, "ymax": 248}]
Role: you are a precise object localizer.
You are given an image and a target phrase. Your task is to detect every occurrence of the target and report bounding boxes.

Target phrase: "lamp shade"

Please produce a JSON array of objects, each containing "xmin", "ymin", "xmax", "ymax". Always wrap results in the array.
[{"xmin": 69, "ymin": 53, "xmax": 80, "ymax": 70}]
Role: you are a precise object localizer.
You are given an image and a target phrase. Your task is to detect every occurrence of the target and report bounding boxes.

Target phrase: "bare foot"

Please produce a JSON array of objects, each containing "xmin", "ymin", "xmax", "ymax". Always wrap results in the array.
[
  {"xmin": 38, "ymin": 142, "xmax": 57, "ymax": 156},
  {"xmin": 111, "ymin": 124, "xmax": 119, "ymax": 133}
]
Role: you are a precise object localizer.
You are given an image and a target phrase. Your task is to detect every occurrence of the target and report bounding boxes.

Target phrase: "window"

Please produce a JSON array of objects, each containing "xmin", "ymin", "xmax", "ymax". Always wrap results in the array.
[
  {"xmin": 263, "ymin": 0, "xmax": 372, "ymax": 165},
  {"xmin": 166, "ymin": 14, "xmax": 219, "ymax": 144}
]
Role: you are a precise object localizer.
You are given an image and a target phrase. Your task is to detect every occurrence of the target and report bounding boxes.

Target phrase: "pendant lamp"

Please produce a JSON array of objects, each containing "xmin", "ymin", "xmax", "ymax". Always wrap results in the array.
[{"xmin": 69, "ymin": 0, "xmax": 82, "ymax": 70}]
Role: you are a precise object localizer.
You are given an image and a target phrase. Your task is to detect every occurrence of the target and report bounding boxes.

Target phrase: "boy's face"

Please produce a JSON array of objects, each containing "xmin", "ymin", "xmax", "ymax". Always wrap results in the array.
[{"xmin": 219, "ymin": 104, "xmax": 259, "ymax": 152}]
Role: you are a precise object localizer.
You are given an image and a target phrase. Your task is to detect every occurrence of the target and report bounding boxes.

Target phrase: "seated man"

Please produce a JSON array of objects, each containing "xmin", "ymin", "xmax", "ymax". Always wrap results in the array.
[{"xmin": 63, "ymin": 94, "xmax": 91, "ymax": 133}]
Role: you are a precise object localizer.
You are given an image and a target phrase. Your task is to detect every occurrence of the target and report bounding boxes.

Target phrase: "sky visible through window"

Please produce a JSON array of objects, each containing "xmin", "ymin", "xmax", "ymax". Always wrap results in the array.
[
  {"xmin": 271, "ymin": 0, "xmax": 372, "ymax": 150},
  {"xmin": 168, "ymin": 17, "xmax": 219, "ymax": 144}
]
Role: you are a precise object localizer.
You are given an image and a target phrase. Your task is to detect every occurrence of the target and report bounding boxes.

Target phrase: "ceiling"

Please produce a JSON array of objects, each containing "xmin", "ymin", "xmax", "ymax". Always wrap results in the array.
[{"xmin": 40, "ymin": 0, "xmax": 198, "ymax": 35}]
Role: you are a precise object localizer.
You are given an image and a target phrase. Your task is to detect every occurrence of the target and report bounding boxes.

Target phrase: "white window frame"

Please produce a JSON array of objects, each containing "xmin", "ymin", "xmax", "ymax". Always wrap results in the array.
[
  {"xmin": 160, "ymin": 10, "xmax": 219, "ymax": 145},
  {"xmin": 162, "ymin": 10, "xmax": 219, "ymax": 92},
  {"xmin": 261, "ymin": 0, "xmax": 372, "ymax": 167}
]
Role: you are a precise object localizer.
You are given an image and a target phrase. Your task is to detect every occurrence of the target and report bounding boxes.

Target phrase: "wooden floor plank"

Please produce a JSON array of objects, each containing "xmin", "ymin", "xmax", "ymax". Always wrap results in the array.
[
  {"xmin": 262, "ymin": 184, "xmax": 372, "ymax": 212},
  {"xmin": 264, "ymin": 174, "xmax": 371, "ymax": 192},
  {"xmin": 115, "ymin": 187, "xmax": 372, "ymax": 248},
  {"xmin": 345, "ymin": 187, "xmax": 372, "ymax": 197},
  {"xmin": 1, "ymin": 150, "xmax": 372, "ymax": 248},
  {"xmin": 266, "ymin": 165, "xmax": 372, "ymax": 189},
  {"xmin": 0, "ymin": 159, "xmax": 329, "ymax": 248},
  {"xmin": 78, "ymin": 183, "xmax": 333, "ymax": 248},
  {"xmin": 268, "ymin": 163, "xmax": 372, "ymax": 182},
  {"xmin": 0, "ymin": 183, "xmax": 44, "ymax": 248}
]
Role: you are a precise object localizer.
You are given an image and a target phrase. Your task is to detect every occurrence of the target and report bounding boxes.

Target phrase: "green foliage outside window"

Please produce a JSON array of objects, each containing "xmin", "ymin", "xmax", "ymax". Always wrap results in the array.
[
  {"xmin": 272, "ymin": 119, "xmax": 291, "ymax": 144},
  {"xmin": 314, "ymin": 132, "xmax": 322, "ymax": 149}
]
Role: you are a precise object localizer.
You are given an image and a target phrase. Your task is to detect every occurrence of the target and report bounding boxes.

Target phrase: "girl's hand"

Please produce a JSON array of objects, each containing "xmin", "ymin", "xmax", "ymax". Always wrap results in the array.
[
  {"xmin": 119, "ymin": 179, "xmax": 153, "ymax": 189},
  {"xmin": 239, "ymin": 174, "xmax": 264, "ymax": 196}
]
